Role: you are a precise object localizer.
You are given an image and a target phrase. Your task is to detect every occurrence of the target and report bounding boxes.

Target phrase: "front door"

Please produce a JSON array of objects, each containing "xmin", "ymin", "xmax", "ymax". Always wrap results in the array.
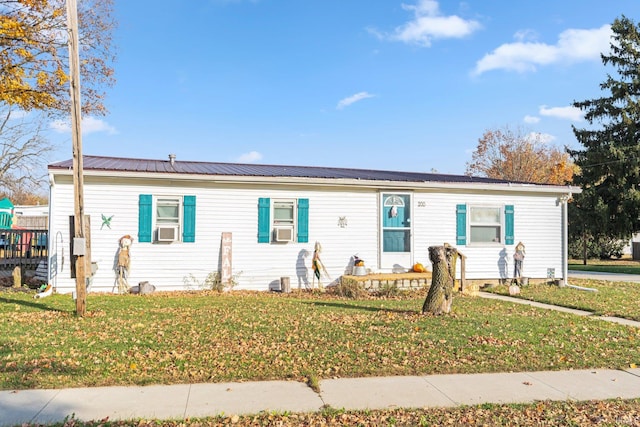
[{"xmin": 380, "ymin": 193, "xmax": 412, "ymax": 271}]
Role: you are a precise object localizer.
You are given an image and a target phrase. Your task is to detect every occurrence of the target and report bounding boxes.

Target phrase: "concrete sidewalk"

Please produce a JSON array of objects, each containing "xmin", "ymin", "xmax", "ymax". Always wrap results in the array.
[
  {"xmin": 568, "ymin": 270, "xmax": 640, "ymax": 283},
  {"xmin": 2, "ymin": 368, "xmax": 640, "ymax": 426}
]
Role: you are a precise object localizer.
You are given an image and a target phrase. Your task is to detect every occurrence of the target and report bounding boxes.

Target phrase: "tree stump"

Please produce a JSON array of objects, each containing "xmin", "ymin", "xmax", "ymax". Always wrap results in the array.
[{"xmin": 422, "ymin": 245, "xmax": 458, "ymax": 315}]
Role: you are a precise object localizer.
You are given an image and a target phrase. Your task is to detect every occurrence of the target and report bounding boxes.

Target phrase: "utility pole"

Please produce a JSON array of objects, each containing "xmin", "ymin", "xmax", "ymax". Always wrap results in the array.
[{"xmin": 66, "ymin": 0, "xmax": 86, "ymax": 316}]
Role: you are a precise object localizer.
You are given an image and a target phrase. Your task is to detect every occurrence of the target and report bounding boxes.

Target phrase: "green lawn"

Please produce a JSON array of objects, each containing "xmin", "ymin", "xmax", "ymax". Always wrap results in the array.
[
  {"xmin": 568, "ymin": 263, "xmax": 640, "ymax": 274},
  {"xmin": 569, "ymin": 257, "xmax": 640, "ymax": 274},
  {"xmin": 43, "ymin": 399, "xmax": 640, "ymax": 427},
  {"xmin": 487, "ymin": 278, "xmax": 640, "ymax": 321},
  {"xmin": 1, "ymin": 287, "xmax": 638, "ymax": 391}
]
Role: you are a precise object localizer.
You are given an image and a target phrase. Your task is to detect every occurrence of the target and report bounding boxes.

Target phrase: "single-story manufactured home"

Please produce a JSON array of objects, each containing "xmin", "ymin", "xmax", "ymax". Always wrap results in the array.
[{"xmin": 47, "ymin": 155, "xmax": 579, "ymax": 293}]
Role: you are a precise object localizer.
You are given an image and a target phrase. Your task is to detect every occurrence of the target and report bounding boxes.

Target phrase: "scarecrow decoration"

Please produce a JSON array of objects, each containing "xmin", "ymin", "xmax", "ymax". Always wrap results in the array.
[
  {"xmin": 510, "ymin": 241, "xmax": 526, "ymax": 294},
  {"xmin": 117, "ymin": 235, "xmax": 133, "ymax": 293},
  {"xmin": 311, "ymin": 241, "xmax": 330, "ymax": 290},
  {"xmin": 513, "ymin": 241, "xmax": 525, "ymax": 280}
]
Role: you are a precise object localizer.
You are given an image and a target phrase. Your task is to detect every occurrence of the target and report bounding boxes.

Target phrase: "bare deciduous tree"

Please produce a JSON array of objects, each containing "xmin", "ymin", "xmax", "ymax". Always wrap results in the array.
[{"xmin": 0, "ymin": 108, "xmax": 53, "ymax": 198}]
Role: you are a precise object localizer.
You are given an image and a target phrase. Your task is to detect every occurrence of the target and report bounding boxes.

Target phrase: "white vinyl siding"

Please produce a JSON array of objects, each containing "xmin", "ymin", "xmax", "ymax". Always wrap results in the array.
[
  {"xmin": 48, "ymin": 176, "xmax": 378, "ymax": 293},
  {"xmin": 412, "ymin": 192, "xmax": 563, "ymax": 281},
  {"xmin": 48, "ymin": 172, "xmax": 567, "ymax": 293}
]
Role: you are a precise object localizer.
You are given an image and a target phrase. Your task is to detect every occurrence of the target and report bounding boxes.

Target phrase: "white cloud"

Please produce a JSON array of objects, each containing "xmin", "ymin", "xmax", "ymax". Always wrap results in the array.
[
  {"xmin": 49, "ymin": 120, "xmax": 69, "ymax": 133},
  {"xmin": 371, "ymin": 0, "xmax": 481, "ymax": 47},
  {"xmin": 539, "ymin": 105, "xmax": 583, "ymax": 121},
  {"xmin": 336, "ymin": 92, "xmax": 375, "ymax": 110},
  {"xmin": 236, "ymin": 151, "xmax": 262, "ymax": 163},
  {"xmin": 527, "ymin": 132, "xmax": 556, "ymax": 144},
  {"xmin": 83, "ymin": 117, "xmax": 118, "ymax": 134},
  {"xmin": 473, "ymin": 24, "xmax": 611, "ymax": 75},
  {"xmin": 513, "ymin": 29, "xmax": 538, "ymax": 42},
  {"xmin": 50, "ymin": 116, "xmax": 117, "ymax": 135},
  {"xmin": 523, "ymin": 115, "xmax": 540, "ymax": 124}
]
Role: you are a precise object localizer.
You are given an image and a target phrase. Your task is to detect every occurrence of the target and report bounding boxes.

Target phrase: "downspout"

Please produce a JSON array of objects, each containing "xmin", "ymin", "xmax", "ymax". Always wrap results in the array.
[
  {"xmin": 560, "ymin": 192, "xmax": 598, "ymax": 292},
  {"xmin": 48, "ymin": 173, "xmax": 55, "ymax": 291},
  {"xmin": 561, "ymin": 193, "xmax": 569, "ymax": 287}
]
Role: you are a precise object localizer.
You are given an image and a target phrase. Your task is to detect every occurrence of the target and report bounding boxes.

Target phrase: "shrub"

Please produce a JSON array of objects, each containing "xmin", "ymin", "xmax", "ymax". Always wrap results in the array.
[
  {"xmin": 376, "ymin": 281, "xmax": 400, "ymax": 297},
  {"xmin": 183, "ymin": 271, "xmax": 241, "ymax": 292},
  {"xmin": 333, "ymin": 277, "xmax": 367, "ymax": 299},
  {"xmin": 569, "ymin": 236, "xmax": 626, "ymax": 259}
]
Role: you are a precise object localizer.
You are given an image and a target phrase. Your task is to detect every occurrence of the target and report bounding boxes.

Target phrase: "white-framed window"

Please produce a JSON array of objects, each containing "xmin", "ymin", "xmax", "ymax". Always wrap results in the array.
[
  {"xmin": 469, "ymin": 206, "xmax": 502, "ymax": 244},
  {"xmin": 155, "ymin": 196, "xmax": 181, "ymax": 242},
  {"xmin": 272, "ymin": 199, "xmax": 296, "ymax": 242},
  {"xmin": 138, "ymin": 194, "xmax": 196, "ymax": 243},
  {"xmin": 257, "ymin": 198, "xmax": 309, "ymax": 244},
  {"xmin": 456, "ymin": 203, "xmax": 514, "ymax": 246},
  {"xmin": 273, "ymin": 199, "xmax": 295, "ymax": 227},
  {"xmin": 156, "ymin": 196, "xmax": 181, "ymax": 226}
]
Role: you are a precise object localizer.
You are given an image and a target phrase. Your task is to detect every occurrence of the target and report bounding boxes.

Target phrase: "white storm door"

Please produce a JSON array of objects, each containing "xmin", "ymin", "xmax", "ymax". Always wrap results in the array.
[{"xmin": 380, "ymin": 193, "xmax": 412, "ymax": 271}]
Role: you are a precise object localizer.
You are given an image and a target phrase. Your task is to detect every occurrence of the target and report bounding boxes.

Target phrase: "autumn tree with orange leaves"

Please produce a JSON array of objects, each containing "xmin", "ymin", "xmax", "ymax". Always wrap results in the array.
[
  {"xmin": 465, "ymin": 127, "xmax": 575, "ymax": 185},
  {"xmin": 0, "ymin": 0, "xmax": 116, "ymax": 116},
  {"xmin": 0, "ymin": 0, "xmax": 116, "ymax": 201}
]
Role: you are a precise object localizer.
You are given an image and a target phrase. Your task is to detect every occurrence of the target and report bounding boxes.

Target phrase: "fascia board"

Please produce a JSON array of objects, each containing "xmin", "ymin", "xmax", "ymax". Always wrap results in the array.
[{"xmin": 49, "ymin": 168, "xmax": 581, "ymax": 195}]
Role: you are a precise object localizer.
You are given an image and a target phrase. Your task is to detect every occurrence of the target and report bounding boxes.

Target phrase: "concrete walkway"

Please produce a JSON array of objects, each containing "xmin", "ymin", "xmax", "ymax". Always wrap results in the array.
[
  {"xmin": 479, "ymin": 291, "xmax": 640, "ymax": 327},
  {"xmin": 2, "ymin": 368, "xmax": 640, "ymax": 426},
  {"xmin": 2, "ymin": 274, "xmax": 639, "ymax": 426}
]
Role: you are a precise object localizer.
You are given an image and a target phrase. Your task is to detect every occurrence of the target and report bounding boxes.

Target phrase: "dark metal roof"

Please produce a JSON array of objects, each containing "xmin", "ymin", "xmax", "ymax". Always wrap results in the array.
[{"xmin": 48, "ymin": 155, "xmax": 536, "ymax": 185}]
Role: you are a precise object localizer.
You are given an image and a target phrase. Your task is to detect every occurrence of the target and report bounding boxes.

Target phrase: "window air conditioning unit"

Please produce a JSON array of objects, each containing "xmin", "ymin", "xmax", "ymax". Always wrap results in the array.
[
  {"xmin": 274, "ymin": 227, "xmax": 294, "ymax": 243},
  {"xmin": 157, "ymin": 226, "xmax": 178, "ymax": 242}
]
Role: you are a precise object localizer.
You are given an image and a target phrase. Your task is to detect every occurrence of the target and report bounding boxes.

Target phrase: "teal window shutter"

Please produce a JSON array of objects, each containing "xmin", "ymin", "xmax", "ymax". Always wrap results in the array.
[
  {"xmin": 505, "ymin": 205, "xmax": 514, "ymax": 245},
  {"xmin": 297, "ymin": 198, "xmax": 309, "ymax": 243},
  {"xmin": 456, "ymin": 204, "xmax": 467, "ymax": 245},
  {"xmin": 258, "ymin": 198, "xmax": 270, "ymax": 243},
  {"xmin": 138, "ymin": 194, "xmax": 152, "ymax": 243},
  {"xmin": 183, "ymin": 195, "xmax": 196, "ymax": 243}
]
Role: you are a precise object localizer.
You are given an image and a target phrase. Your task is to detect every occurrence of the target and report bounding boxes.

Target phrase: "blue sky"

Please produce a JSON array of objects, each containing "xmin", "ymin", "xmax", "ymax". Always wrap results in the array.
[{"xmin": 47, "ymin": 0, "xmax": 640, "ymax": 175}]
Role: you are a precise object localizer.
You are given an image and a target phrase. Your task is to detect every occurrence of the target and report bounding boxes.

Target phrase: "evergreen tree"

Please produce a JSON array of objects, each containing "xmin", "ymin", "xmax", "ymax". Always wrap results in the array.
[{"xmin": 569, "ymin": 15, "xmax": 640, "ymax": 240}]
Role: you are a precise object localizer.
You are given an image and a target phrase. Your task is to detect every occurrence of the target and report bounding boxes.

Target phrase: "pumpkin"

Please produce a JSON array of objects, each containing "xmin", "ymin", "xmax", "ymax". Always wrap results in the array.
[{"xmin": 412, "ymin": 263, "xmax": 426, "ymax": 273}]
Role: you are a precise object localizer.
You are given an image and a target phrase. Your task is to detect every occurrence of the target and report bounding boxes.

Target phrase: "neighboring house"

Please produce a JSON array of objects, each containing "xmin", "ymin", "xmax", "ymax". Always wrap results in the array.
[
  {"xmin": 47, "ymin": 155, "xmax": 579, "ymax": 294},
  {"xmin": 14, "ymin": 204, "xmax": 49, "ymax": 216},
  {"xmin": 0, "ymin": 199, "xmax": 49, "ymax": 229},
  {"xmin": 14, "ymin": 204, "xmax": 49, "ymax": 230}
]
